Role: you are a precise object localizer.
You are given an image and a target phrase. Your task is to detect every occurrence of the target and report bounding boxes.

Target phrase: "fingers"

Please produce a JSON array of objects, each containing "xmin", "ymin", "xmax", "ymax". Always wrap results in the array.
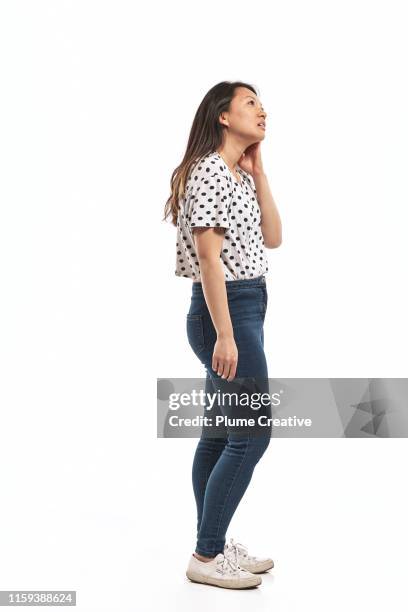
[
  {"xmin": 227, "ymin": 361, "xmax": 237, "ymax": 382},
  {"xmin": 212, "ymin": 356, "xmax": 238, "ymax": 382}
]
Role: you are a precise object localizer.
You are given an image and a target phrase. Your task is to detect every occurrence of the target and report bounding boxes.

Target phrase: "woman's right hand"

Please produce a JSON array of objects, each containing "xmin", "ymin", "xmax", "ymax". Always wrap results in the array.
[{"xmin": 212, "ymin": 334, "xmax": 238, "ymax": 381}]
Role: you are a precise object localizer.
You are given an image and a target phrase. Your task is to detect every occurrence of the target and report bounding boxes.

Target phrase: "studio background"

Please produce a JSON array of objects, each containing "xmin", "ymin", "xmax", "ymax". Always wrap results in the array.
[{"xmin": 1, "ymin": 1, "xmax": 407, "ymax": 610}]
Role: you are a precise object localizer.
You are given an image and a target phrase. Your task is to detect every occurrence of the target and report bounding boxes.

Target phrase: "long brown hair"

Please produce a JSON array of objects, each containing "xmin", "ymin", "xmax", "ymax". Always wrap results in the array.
[{"xmin": 163, "ymin": 81, "xmax": 259, "ymax": 227}]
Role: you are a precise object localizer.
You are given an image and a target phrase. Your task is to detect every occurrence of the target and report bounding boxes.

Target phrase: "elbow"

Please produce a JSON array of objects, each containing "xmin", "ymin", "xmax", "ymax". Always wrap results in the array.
[
  {"xmin": 264, "ymin": 237, "xmax": 282, "ymax": 249},
  {"xmin": 196, "ymin": 253, "xmax": 222, "ymax": 268}
]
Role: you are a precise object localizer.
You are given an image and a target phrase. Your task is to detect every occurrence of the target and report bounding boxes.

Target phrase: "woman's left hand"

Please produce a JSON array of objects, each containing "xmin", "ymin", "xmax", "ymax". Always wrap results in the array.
[{"xmin": 237, "ymin": 142, "xmax": 265, "ymax": 177}]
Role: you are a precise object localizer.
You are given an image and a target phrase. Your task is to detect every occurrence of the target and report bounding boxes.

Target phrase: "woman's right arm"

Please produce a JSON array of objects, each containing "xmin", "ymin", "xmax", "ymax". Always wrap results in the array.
[{"xmin": 193, "ymin": 227, "xmax": 238, "ymax": 382}]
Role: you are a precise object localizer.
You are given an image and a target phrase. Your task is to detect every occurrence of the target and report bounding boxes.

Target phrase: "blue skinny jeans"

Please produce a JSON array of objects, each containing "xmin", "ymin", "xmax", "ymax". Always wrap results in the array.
[{"xmin": 186, "ymin": 275, "xmax": 272, "ymax": 557}]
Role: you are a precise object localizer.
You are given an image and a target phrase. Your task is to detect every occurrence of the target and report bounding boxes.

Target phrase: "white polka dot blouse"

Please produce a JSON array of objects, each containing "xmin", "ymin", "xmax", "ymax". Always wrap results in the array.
[{"xmin": 174, "ymin": 150, "xmax": 268, "ymax": 281}]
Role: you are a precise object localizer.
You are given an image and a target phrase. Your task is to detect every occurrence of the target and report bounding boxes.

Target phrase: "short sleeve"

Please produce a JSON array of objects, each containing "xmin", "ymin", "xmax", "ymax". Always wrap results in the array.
[{"xmin": 188, "ymin": 163, "xmax": 231, "ymax": 231}]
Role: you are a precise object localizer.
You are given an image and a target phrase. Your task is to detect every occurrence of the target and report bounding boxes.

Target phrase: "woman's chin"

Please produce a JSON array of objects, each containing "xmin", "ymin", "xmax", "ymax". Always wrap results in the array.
[{"xmin": 252, "ymin": 132, "xmax": 266, "ymax": 143}]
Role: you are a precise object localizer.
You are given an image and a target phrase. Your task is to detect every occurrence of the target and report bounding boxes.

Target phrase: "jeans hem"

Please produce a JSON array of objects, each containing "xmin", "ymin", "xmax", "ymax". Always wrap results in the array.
[{"xmin": 195, "ymin": 546, "xmax": 224, "ymax": 557}]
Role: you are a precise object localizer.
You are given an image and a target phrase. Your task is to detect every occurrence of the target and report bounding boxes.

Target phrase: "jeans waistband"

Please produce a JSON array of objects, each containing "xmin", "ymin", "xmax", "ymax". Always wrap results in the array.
[{"xmin": 192, "ymin": 274, "xmax": 266, "ymax": 295}]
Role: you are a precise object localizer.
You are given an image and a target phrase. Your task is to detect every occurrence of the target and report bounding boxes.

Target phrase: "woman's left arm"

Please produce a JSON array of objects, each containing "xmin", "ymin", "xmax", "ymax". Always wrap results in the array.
[
  {"xmin": 253, "ymin": 171, "xmax": 282, "ymax": 249},
  {"xmin": 239, "ymin": 143, "xmax": 282, "ymax": 249}
]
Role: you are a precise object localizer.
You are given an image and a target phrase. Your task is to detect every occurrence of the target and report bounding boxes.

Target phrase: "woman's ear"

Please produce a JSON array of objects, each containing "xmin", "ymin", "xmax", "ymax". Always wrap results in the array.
[{"xmin": 218, "ymin": 112, "xmax": 229, "ymax": 128}]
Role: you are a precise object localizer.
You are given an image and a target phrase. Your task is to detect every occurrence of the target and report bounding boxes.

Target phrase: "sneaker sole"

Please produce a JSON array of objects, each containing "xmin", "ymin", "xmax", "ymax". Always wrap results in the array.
[
  {"xmin": 239, "ymin": 560, "xmax": 274, "ymax": 574},
  {"xmin": 186, "ymin": 570, "xmax": 262, "ymax": 589}
]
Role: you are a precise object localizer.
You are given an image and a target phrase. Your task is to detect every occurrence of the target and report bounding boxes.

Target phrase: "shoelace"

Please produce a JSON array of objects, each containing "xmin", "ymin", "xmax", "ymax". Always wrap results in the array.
[
  {"xmin": 226, "ymin": 538, "xmax": 257, "ymax": 565},
  {"xmin": 216, "ymin": 553, "xmax": 241, "ymax": 575}
]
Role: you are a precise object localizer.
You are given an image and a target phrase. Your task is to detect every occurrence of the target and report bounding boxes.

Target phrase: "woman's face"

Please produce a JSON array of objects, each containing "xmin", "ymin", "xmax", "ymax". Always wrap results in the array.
[{"xmin": 220, "ymin": 87, "xmax": 267, "ymax": 143}]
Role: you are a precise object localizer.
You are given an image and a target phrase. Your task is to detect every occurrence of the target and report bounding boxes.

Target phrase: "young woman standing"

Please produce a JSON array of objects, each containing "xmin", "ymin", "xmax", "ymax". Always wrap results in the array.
[{"xmin": 164, "ymin": 81, "xmax": 282, "ymax": 589}]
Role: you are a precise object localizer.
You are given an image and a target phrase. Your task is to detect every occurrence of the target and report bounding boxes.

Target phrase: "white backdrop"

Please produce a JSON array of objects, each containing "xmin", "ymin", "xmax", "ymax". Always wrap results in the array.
[{"xmin": 1, "ymin": 1, "xmax": 407, "ymax": 610}]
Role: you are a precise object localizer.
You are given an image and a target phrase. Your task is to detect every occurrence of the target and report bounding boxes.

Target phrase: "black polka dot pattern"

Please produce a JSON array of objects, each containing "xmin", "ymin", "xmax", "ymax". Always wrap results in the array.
[{"xmin": 174, "ymin": 151, "xmax": 269, "ymax": 281}]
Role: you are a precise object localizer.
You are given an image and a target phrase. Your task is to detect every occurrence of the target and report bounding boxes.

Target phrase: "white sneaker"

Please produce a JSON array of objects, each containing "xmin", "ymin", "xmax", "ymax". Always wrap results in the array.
[
  {"xmin": 186, "ymin": 552, "xmax": 262, "ymax": 589},
  {"xmin": 224, "ymin": 538, "xmax": 274, "ymax": 574}
]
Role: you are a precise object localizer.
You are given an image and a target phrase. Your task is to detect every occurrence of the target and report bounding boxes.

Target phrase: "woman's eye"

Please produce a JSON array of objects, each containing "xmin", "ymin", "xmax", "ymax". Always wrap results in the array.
[{"xmin": 248, "ymin": 100, "xmax": 255, "ymax": 105}]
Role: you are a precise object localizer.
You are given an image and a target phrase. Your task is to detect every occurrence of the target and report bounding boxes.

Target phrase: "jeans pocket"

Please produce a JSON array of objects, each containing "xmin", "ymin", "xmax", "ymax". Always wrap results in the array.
[
  {"xmin": 262, "ymin": 287, "xmax": 268, "ymax": 314},
  {"xmin": 186, "ymin": 314, "xmax": 206, "ymax": 355}
]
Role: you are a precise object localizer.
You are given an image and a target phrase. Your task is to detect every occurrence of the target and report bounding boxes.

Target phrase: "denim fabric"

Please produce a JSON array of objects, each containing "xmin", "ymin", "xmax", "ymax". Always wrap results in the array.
[{"xmin": 186, "ymin": 275, "xmax": 272, "ymax": 557}]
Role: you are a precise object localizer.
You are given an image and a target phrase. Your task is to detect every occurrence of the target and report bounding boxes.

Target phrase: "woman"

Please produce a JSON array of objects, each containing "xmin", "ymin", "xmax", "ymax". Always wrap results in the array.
[{"xmin": 164, "ymin": 81, "xmax": 282, "ymax": 589}]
